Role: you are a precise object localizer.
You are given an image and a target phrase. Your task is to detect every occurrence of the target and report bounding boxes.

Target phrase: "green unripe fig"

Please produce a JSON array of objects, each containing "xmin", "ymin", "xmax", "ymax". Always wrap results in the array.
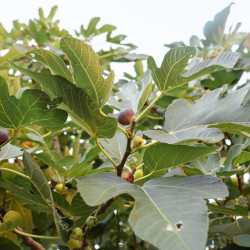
[
  {"xmin": 71, "ymin": 227, "xmax": 84, "ymax": 240},
  {"xmin": 117, "ymin": 108, "xmax": 135, "ymax": 125},
  {"xmin": 134, "ymin": 169, "xmax": 144, "ymax": 180},
  {"xmin": 122, "ymin": 172, "xmax": 134, "ymax": 183},
  {"xmin": 42, "ymin": 166, "xmax": 53, "ymax": 181},
  {"xmin": 3, "ymin": 211, "xmax": 22, "ymax": 226},
  {"xmin": 67, "ymin": 239, "xmax": 80, "ymax": 249},
  {"xmin": 0, "ymin": 129, "xmax": 9, "ymax": 145},
  {"xmin": 86, "ymin": 216, "xmax": 98, "ymax": 228},
  {"xmin": 55, "ymin": 183, "xmax": 67, "ymax": 193},
  {"xmin": 132, "ymin": 136, "xmax": 144, "ymax": 149}
]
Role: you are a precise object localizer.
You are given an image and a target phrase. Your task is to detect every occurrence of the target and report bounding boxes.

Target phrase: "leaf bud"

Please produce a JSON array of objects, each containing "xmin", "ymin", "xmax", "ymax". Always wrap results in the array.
[
  {"xmin": 0, "ymin": 129, "xmax": 9, "ymax": 146},
  {"xmin": 122, "ymin": 172, "xmax": 134, "ymax": 183},
  {"xmin": 132, "ymin": 136, "xmax": 144, "ymax": 149},
  {"xmin": 86, "ymin": 216, "xmax": 98, "ymax": 228},
  {"xmin": 117, "ymin": 108, "xmax": 135, "ymax": 125}
]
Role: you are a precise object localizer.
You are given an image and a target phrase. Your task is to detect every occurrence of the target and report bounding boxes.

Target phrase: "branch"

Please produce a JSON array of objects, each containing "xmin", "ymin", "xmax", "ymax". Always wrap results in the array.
[
  {"xmin": 116, "ymin": 119, "xmax": 136, "ymax": 177},
  {"xmin": 14, "ymin": 226, "xmax": 45, "ymax": 250}
]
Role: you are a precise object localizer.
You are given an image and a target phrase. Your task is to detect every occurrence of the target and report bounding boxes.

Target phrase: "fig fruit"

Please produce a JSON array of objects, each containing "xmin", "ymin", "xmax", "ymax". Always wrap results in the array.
[
  {"xmin": 3, "ymin": 211, "xmax": 22, "ymax": 225},
  {"xmin": 55, "ymin": 183, "xmax": 67, "ymax": 193},
  {"xmin": 42, "ymin": 166, "xmax": 53, "ymax": 181},
  {"xmin": 117, "ymin": 108, "xmax": 134, "ymax": 125},
  {"xmin": 122, "ymin": 172, "xmax": 134, "ymax": 183},
  {"xmin": 0, "ymin": 129, "xmax": 9, "ymax": 146},
  {"xmin": 86, "ymin": 216, "xmax": 98, "ymax": 228},
  {"xmin": 134, "ymin": 169, "xmax": 143, "ymax": 180},
  {"xmin": 132, "ymin": 136, "xmax": 144, "ymax": 149},
  {"xmin": 24, "ymin": 141, "xmax": 32, "ymax": 147},
  {"xmin": 71, "ymin": 227, "xmax": 84, "ymax": 240},
  {"xmin": 67, "ymin": 239, "xmax": 80, "ymax": 249}
]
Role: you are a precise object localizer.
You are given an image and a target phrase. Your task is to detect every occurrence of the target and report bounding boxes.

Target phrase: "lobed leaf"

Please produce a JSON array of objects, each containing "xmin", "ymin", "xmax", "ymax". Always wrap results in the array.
[
  {"xmin": 0, "ymin": 76, "xmax": 67, "ymax": 129},
  {"xmin": 144, "ymin": 84, "xmax": 250, "ymax": 144},
  {"xmin": 10, "ymin": 62, "xmax": 117, "ymax": 138},
  {"xmin": 60, "ymin": 36, "xmax": 114, "ymax": 108},
  {"xmin": 78, "ymin": 172, "xmax": 228, "ymax": 250},
  {"xmin": 142, "ymin": 143, "xmax": 218, "ymax": 180}
]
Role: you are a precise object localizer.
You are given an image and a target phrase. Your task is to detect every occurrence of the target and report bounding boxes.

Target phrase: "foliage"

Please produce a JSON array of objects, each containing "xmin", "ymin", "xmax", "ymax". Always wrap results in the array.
[{"xmin": 0, "ymin": 4, "xmax": 250, "ymax": 250}]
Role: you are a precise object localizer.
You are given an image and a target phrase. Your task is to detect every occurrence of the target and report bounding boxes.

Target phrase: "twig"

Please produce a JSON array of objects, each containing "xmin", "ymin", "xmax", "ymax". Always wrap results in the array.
[
  {"xmin": 133, "ymin": 233, "xmax": 139, "ymax": 250},
  {"xmin": 53, "ymin": 136, "xmax": 62, "ymax": 156},
  {"xmin": 116, "ymin": 119, "xmax": 136, "ymax": 177},
  {"xmin": 14, "ymin": 226, "xmax": 46, "ymax": 250},
  {"xmin": 116, "ymin": 212, "xmax": 121, "ymax": 248}
]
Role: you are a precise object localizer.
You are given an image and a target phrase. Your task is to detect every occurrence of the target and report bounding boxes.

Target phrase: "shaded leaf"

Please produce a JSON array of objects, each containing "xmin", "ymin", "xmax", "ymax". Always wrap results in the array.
[
  {"xmin": 142, "ymin": 143, "xmax": 218, "ymax": 180},
  {"xmin": 78, "ymin": 173, "xmax": 228, "ymax": 250},
  {"xmin": 233, "ymin": 234, "xmax": 250, "ymax": 247},
  {"xmin": 0, "ymin": 237, "xmax": 20, "ymax": 250},
  {"xmin": 14, "ymin": 43, "xmax": 73, "ymax": 82},
  {"xmin": 10, "ymin": 62, "xmax": 117, "ymax": 138},
  {"xmin": 207, "ymin": 203, "xmax": 248, "ymax": 217},
  {"xmin": 144, "ymin": 85, "xmax": 250, "ymax": 144},
  {"xmin": 0, "ymin": 76, "xmax": 67, "ymax": 129}
]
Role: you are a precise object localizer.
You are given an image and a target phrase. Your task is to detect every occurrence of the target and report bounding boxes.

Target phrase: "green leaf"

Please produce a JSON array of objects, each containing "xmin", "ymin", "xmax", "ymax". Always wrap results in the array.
[
  {"xmin": 233, "ymin": 234, "xmax": 250, "ymax": 247},
  {"xmin": 0, "ymin": 76, "xmax": 67, "ymax": 129},
  {"xmin": 78, "ymin": 173, "xmax": 228, "ymax": 250},
  {"xmin": 148, "ymin": 47, "xmax": 196, "ymax": 91},
  {"xmin": 148, "ymin": 46, "xmax": 239, "ymax": 91},
  {"xmin": 210, "ymin": 218, "xmax": 250, "ymax": 237},
  {"xmin": 14, "ymin": 44, "xmax": 73, "ymax": 83},
  {"xmin": 0, "ymin": 179, "xmax": 50, "ymax": 213},
  {"xmin": 201, "ymin": 69, "xmax": 243, "ymax": 89},
  {"xmin": 108, "ymin": 70, "xmax": 152, "ymax": 113},
  {"xmin": 0, "ymin": 237, "xmax": 20, "ymax": 250},
  {"xmin": 202, "ymin": 4, "xmax": 232, "ymax": 46},
  {"xmin": 142, "ymin": 143, "xmax": 218, "ymax": 180},
  {"xmin": 182, "ymin": 52, "xmax": 240, "ymax": 81},
  {"xmin": 10, "ymin": 62, "xmax": 117, "ymax": 138},
  {"xmin": 0, "ymin": 211, "xmax": 21, "ymax": 233},
  {"xmin": 60, "ymin": 36, "xmax": 114, "ymax": 108},
  {"xmin": 0, "ymin": 143, "xmax": 36, "ymax": 160},
  {"xmin": 144, "ymin": 85, "xmax": 250, "ymax": 144},
  {"xmin": 207, "ymin": 203, "xmax": 248, "ymax": 217},
  {"xmin": 187, "ymin": 153, "xmax": 221, "ymax": 176},
  {"xmin": 23, "ymin": 152, "xmax": 67, "ymax": 240}
]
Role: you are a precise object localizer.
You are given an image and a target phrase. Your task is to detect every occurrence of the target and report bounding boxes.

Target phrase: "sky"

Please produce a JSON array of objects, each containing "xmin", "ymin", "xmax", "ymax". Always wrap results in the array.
[{"xmin": 1, "ymin": 0, "xmax": 250, "ymax": 78}]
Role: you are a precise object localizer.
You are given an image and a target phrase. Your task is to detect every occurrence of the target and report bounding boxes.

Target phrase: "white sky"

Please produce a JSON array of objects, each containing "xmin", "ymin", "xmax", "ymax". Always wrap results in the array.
[{"xmin": 1, "ymin": 0, "xmax": 250, "ymax": 78}]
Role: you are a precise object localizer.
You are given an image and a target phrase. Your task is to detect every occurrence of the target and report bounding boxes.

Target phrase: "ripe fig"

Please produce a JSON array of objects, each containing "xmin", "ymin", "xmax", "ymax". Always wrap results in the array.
[
  {"xmin": 134, "ymin": 169, "xmax": 144, "ymax": 180},
  {"xmin": 132, "ymin": 136, "xmax": 144, "ymax": 149},
  {"xmin": 122, "ymin": 172, "xmax": 134, "ymax": 183},
  {"xmin": 0, "ymin": 129, "xmax": 9, "ymax": 146},
  {"xmin": 71, "ymin": 227, "xmax": 84, "ymax": 240},
  {"xmin": 117, "ymin": 108, "xmax": 134, "ymax": 125},
  {"xmin": 86, "ymin": 216, "xmax": 98, "ymax": 228},
  {"xmin": 67, "ymin": 239, "xmax": 80, "ymax": 249}
]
